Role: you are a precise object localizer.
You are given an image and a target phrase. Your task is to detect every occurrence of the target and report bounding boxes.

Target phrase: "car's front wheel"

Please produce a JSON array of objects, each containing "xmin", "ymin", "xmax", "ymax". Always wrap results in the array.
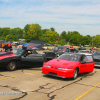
[
  {"xmin": 73, "ymin": 68, "xmax": 78, "ymax": 79},
  {"xmin": 7, "ymin": 61, "xmax": 16, "ymax": 71}
]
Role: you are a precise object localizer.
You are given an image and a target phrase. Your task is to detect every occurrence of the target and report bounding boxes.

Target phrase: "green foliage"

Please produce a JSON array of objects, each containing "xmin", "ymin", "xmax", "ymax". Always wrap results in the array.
[
  {"xmin": 81, "ymin": 35, "xmax": 91, "ymax": 46},
  {"xmin": 57, "ymin": 40, "xmax": 65, "ymax": 45},
  {"xmin": 60, "ymin": 31, "xmax": 67, "ymax": 40},
  {"xmin": 50, "ymin": 27, "xmax": 55, "ymax": 32},
  {"xmin": 6, "ymin": 34, "xmax": 18, "ymax": 41},
  {"xmin": 42, "ymin": 29, "xmax": 50, "ymax": 34},
  {"xmin": 93, "ymin": 35, "xmax": 100, "ymax": 47},
  {"xmin": 0, "ymin": 27, "xmax": 11, "ymax": 39},
  {"xmin": 0, "ymin": 27, "xmax": 23, "ymax": 41},
  {"xmin": 0, "ymin": 24, "xmax": 99, "ymax": 47},
  {"xmin": 64, "ymin": 31, "xmax": 83, "ymax": 45},
  {"xmin": 41, "ymin": 30, "xmax": 59, "ymax": 43},
  {"xmin": 69, "ymin": 34, "xmax": 83, "ymax": 45},
  {"xmin": 23, "ymin": 23, "xmax": 42, "ymax": 42},
  {"xmin": 10, "ymin": 27, "xmax": 23, "ymax": 40}
]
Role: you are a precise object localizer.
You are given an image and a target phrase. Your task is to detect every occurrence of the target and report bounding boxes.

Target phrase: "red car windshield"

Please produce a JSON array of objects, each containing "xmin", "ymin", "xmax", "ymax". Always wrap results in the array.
[{"xmin": 57, "ymin": 54, "xmax": 80, "ymax": 61}]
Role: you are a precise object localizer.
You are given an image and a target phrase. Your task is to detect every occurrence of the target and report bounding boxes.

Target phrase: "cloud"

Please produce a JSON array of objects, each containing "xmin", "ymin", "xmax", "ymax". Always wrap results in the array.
[{"xmin": 0, "ymin": 0, "xmax": 100, "ymax": 36}]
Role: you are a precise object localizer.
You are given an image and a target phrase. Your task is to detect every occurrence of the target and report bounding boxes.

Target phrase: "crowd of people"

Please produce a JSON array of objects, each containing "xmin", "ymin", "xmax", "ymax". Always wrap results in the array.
[{"xmin": 2, "ymin": 43, "xmax": 12, "ymax": 52}]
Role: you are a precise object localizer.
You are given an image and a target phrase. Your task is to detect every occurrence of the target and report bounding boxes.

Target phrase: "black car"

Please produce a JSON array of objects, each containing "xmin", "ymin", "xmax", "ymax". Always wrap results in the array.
[
  {"xmin": 93, "ymin": 51, "xmax": 100, "ymax": 67},
  {"xmin": 44, "ymin": 46, "xmax": 79, "ymax": 61},
  {"xmin": 0, "ymin": 40, "xmax": 46, "ymax": 71},
  {"xmin": 0, "ymin": 47, "xmax": 46, "ymax": 71},
  {"xmin": 44, "ymin": 46, "xmax": 70, "ymax": 61}
]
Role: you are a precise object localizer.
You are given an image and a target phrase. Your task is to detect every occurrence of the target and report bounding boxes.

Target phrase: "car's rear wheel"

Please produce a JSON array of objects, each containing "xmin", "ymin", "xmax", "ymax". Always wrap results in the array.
[
  {"xmin": 73, "ymin": 68, "xmax": 78, "ymax": 79},
  {"xmin": 7, "ymin": 61, "xmax": 16, "ymax": 71}
]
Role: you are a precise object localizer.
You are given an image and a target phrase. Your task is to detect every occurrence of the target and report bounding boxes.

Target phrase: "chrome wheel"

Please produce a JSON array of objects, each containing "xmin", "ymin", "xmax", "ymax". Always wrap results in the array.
[
  {"xmin": 7, "ymin": 61, "xmax": 16, "ymax": 71},
  {"xmin": 73, "ymin": 68, "xmax": 78, "ymax": 79}
]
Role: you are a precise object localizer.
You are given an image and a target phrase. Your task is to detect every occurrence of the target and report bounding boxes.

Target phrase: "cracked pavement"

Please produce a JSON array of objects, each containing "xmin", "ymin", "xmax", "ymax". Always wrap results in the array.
[{"xmin": 0, "ymin": 67, "xmax": 100, "ymax": 100}]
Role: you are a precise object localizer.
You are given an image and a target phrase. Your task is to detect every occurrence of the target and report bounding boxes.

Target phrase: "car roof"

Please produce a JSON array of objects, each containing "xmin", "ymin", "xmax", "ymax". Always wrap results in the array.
[
  {"xmin": 80, "ymin": 49, "xmax": 90, "ymax": 51},
  {"xmin": 78, "ymin": 52, "xmax": 92, "ymax": 56},
  {"xmin": 13, "ymin": 47, "xmax": 34, "ymax": 51},
  {"xmin": 65, "ymin": 52, "xmax": 92, "ymax": 56},
  {"xmin": 54, "ymin": 46, "xmax": 68, "ymax": 48}
]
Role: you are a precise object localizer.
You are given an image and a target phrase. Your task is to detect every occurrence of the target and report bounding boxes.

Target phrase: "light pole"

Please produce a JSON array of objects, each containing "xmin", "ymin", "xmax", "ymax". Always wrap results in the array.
[{"xmin": 92, "ymin": 37, "xmax": 93, "ymax": 48}]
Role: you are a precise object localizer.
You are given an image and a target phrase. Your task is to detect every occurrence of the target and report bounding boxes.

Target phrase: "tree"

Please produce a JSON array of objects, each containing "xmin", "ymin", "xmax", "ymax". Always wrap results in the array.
[
  {"xmin": 93, "ymin": 35, "xmax": 100, "ymax": 47},
  {"xmin": 66, "ymin": 31, "xmax": 82, "ymax": 45},
  {"xmin": 0, "ymin": 27, "xmax": 11, "ymax": 40},
  {"xmin": 50, "ymin": 27, "xmax": 55, "ymax": 32},
  {"xmin": 70, "ymin": 34, "xmax": 83, "ymax": 45},
  {"xmin": 59, "ymin": 31, "xmax": 67, "ymax": 44},
  {"xmin": 41, "ymin": 30, "xmax": 59, "ymax": 43},
  {"xmin": 10, "ymin": 27, "xmax": 23, "ymax": 41},
  {"xmin": 60, "ymin": 31, "xmax": 67, "ymax": 39},
  {"xmin": 81, "ymin": 35, "xmax": 91, "ymax": 46},
  {"xmin": 5, "ymin": 34, "xmax": 18, "ymax": 41},
  {"xmin": 23, "ymin": 23, "xmax": 42, "ymax": 42},
  {"xmin": 42, "ymin": 29, "xmax": 50, "ymax": 34}
]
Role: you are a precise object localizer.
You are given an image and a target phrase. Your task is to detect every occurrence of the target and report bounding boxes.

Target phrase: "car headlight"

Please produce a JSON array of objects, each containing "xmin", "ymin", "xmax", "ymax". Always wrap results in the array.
[
  {"xmin": 58, "ymin": 68, "xmax": 73, "ymax": 70},
  {"xmin": 44, "ymin": 65, "xmax": 51, "ymax": 68}
]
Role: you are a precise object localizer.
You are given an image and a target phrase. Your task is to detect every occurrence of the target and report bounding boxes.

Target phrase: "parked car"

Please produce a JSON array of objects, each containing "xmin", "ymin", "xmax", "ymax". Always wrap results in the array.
[
  {"xmin": 78, "ymin": 47, "xmax": 86, "ymax": 50},
  {"xmin": 78, "ymin": 50, "xmax": 93, "ymax": 54},
  {"xmin": 44, "ymin": 46, "xmax": 70, "ymax": 61},
  {"xmin": 44, "ymin": 46, "xmax": 79, "ymax": 61},
  {"xmin": 0, "ymin": 40, "xmax": 46, "ymax": 71},
  {"xmin": 93, "ymin": 51, "xmax": 100, "ymax": 67},
  {"xmin": 42, "ymin": 53, "xmax": 95, "ymax": 79},
  {"xmin": 11, "ymin": 41, "xmax": 19, "ymax": 46}
]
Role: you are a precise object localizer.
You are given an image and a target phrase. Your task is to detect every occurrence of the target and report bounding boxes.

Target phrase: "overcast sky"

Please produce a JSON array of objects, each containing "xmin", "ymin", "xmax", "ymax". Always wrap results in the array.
[{"xmin": 0, "ymin": 0, "xmax": 100, "ymax": 36}]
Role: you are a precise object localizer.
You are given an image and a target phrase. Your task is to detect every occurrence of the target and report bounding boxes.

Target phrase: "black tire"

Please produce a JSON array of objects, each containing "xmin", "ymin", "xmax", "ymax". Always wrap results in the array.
[
  {"xmin": 73, "ymin": 68, "xmax": 78, "ymax": 80},
  {"xmin": 7, "ymin": 61, "xmax": 16, "ymax": 71}
]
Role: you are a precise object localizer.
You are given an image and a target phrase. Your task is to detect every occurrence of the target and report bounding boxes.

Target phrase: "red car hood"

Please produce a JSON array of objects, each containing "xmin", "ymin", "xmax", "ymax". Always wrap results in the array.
[{"xmin": 44, "ymin": 59, "xmax": 80, "ymax": 69}]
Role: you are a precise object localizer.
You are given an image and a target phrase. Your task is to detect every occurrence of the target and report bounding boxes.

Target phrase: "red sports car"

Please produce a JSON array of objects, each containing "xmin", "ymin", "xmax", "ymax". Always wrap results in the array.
[{"xmin": 42, "ymin": 53, "xmax": 95, "ymax": 79}]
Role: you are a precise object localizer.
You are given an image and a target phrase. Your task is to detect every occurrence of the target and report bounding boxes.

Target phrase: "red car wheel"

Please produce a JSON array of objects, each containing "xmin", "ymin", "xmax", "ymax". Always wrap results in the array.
[{"xmin": 73, "ymin": 68, "xmax": 78, "ymax": 79}]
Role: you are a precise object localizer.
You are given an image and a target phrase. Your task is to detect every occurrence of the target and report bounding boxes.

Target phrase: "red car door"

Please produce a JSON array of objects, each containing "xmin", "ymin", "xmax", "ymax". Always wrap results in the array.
[{"xmin": 79, "ymin": 55, "xmax": 94, "ymax": 73}]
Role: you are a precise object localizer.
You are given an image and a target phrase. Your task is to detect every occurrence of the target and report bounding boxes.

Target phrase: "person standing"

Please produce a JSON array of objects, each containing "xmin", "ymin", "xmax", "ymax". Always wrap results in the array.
[
  {"xmin": 2, "ymin": 43, "xmax": 12, "ymax": 52},
  {"xmin": 70, "ymin": 45, "xmax": 74, "ymax": 52}
]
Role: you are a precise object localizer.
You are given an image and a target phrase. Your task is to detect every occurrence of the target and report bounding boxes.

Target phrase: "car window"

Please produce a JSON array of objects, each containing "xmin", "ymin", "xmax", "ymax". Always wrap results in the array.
[
  {"xmin": 12, "ymin": 49, "xmax": 24, "ymax": 55},
  {"xmin": 54, "ymin": 47, "xmax": 66, "ymax": 52},
  {"xmin": 82, "ymin": 55, "xmax": 93, "ymax": 62},
  {"xmin": 65, "ymin": 48, "xmax": 70, "ymax": 52},
  {"xmin": 93, "ymin": 52, "xmax": 100, "ymax": 56}
]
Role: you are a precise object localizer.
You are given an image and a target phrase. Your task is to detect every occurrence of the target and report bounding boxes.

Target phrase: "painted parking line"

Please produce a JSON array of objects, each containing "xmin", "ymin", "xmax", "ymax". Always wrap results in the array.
[
  {"xmin": 74, "ymin": 82, "xmax": 100, "ymax": 100},
  {"xmin": 0, "ymin": 71, "xmax": 42, "ymax": 81}
]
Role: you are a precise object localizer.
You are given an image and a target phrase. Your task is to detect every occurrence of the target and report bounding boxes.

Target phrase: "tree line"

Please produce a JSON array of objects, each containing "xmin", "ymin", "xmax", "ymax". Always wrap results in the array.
[{"xmin": 0, "ymin": 23, "xmax": 99, "ymax": 47}]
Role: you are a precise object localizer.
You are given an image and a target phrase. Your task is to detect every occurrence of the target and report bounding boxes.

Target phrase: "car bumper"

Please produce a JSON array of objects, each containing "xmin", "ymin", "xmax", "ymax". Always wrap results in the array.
[
  {"xmin": 42, "ymin": 67, "xmax": 74, "ymax": 78},
  {"xmin": 95, "ymin": 62, "xmax": 100, "ymax": 67}
]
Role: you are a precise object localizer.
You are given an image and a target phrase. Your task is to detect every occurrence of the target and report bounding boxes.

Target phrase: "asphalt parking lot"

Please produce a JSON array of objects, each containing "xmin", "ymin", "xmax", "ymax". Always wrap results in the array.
[{"xmin": 0, "ymin": 66, "xmax": 100, "ymax": 100}]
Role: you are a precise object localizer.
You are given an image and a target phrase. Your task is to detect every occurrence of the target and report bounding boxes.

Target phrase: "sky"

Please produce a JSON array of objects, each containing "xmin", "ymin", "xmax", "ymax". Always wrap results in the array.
[{"xmin": 0, "ymin": 0, "xmax": 100, "ymax": 36}]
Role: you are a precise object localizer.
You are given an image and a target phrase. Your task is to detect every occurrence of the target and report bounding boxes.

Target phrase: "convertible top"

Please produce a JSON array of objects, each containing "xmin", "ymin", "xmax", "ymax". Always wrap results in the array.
[{"xmin": 27, "ymin": 40, "xmax": 45, "ymax": 50}]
